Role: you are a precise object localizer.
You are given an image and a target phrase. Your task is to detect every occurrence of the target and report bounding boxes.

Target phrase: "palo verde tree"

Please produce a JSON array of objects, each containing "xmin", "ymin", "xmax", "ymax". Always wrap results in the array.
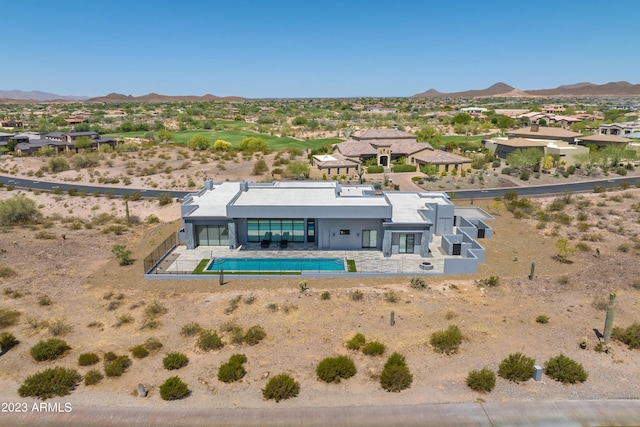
[{"xmin": 111, "ymin": 245, "xmax": 133, "ymax": 266}]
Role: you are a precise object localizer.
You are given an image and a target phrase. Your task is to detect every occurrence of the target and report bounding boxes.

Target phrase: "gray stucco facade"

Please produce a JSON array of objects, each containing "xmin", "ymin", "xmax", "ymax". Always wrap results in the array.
[{"xmin": 179, "ymin": 180, "xmax": 492, "ymax": 273}]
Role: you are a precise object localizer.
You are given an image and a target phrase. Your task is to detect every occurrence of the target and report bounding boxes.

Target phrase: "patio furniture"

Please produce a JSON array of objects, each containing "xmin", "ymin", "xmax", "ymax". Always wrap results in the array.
[{"xmin": 261, "ymin": 232, "xmax": 272, "ymax": 248}]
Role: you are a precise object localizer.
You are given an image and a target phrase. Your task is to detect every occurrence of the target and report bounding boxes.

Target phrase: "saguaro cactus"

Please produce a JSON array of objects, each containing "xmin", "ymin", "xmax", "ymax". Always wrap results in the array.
[
  {"xmin": 390, "ymin": 310, "xmax": 395, "ymax": 326},
  {"xmin": 603, "ymin": 292, "xmax": 616, "ymax": 344},
  {"xmin": 529, "ymin": 261, "xmax": 536, "ymax": 280}
]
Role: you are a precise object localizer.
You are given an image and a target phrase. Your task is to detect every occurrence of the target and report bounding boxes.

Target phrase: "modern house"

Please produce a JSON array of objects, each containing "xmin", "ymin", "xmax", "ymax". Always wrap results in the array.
[
  {"xmin": 180, "ymin": 180, "xmax": 493, "ymax": 274},
  {"xmin": 576, "ymin": 134, "xmax": 633, "ymax": 148},
  {"xmin": 507, "ymin": 125, "xmax": 582, "ymax": 143},
  {"xmin": 599, "ymin": 121, "xmax": 640, "ymax": 136}
]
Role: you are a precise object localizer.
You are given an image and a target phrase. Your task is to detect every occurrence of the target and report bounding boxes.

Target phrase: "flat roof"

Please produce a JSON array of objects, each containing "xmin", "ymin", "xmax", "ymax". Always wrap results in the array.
[
  {"xmin": 454, "ymin": 207, "xmax": 494, "ymax": 221},
  {"xmin": 385, "ymin": 192, "xmax": 450, "ymax": 224}
]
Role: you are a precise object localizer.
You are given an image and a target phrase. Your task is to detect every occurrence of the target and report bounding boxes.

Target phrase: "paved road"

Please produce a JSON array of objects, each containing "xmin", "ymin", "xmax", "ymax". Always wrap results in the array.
[
  {"xmin": 2, "ymin": 400, "xmax": 640, "ymax": 426},
  {"xmin": 0, "ymin": 174, "xmax": 190, "ymax": 199},
  {"xmin": 2, "ymin": 173, "xmax": 637, "ymax": 202}
]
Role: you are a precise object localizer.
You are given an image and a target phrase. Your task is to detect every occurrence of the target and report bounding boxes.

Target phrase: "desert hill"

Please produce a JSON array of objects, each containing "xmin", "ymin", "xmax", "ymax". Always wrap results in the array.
[{"xmin": 413, "ymin": 81, "xmax": 640, "ymax": 98}]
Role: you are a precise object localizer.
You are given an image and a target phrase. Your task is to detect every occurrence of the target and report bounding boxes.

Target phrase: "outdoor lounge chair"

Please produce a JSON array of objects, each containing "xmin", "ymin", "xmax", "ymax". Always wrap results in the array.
[
  {"xmin": 261, "ymin": 232, "xmax": 272, "ymax": 248},
  {"xmin": 279, "ymin": 232, "xmax": 289, "ymax": 248}
]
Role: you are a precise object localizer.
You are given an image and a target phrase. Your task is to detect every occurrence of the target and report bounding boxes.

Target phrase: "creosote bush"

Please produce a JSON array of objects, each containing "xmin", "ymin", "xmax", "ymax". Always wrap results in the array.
[
  {"xmin": 218, "ymin": 353, "xmax": 247, "ymax": 383},
  {"xmin": 262, "ymin": 373, "xmax": 300, "ymax": 402},
  {"xmin": 610, "ymin": 322, "xmax": 640, "ymax": 349},
  {"xmin": 498, "ymin": 352, "xmax": 535, "ymax": 383},
  {"xmin": 430, "ymin": 325, "xmax": 463, "ymax": 355},
  {"xmin": 0, "ymin": 308, "xmax": 21, "ymax": 327},
  {"xmin": 84, "ymin": 369, "xmax": 104, "ymax": 386},
  {"xmin": 536, "ymin": 314, "xmax": 550, "ymax": 324},
  {"xmin": 0, "ymin": 332, "xmax": 19, "ymax": 353},
  {"xmin": 346, "ymin": 333, "xmax": 366, "ymax": 350},
  {"xmin": 131, "ymin": 344, "xmax": 149, "ymax": 359},
  {"xmin": 466, "ymin": 368, "xmax": 496, "ymax": 393},
  {"xmin": 180, "ymin": 322, "xmax": 202, "ymax": 337},
  {"xmin": 163, "ymin": 352, "xmax": 189, "ymax": 370},
  {"xmin": 544, "ymin": 354, "xmax": 588, "ymax": 384},
  {"xmin": 380, "ymin": 352, "xmax": 412, "ymax": 392},
  {"xmin": 362, "ymin": 340, "xmax": 386, "ymax": 356},
  {"xmin": 409, "ymin": 277, "xmax": 427, "ymax": 289},
  {"xmin": 78, "ymin": 352, "xmax": 100, "ymax": 366},
  {"xmin": 244, "ymin": 325, "xmax": 266, "ymax": 345},
  {"xmin": 197, "ymin": 329, "xmax": 224, "ymax": 351},
  {"xmin": 316, "ymin": 355, "xmax": 357, "ymax": 383},
  {"xmin": 160, "ymin": 376, "xmax": 189, "ymax": 401},
  {"xmin": 30, "ymin": 338, "xmax": 70, "ymax": 361},
  {"xmin": 18, "ymin": 367, "xmax": 81, "ymax": 400},
  {"xmin": 104, "ymin": 355, "xmax": 131, "ymax": 377}
]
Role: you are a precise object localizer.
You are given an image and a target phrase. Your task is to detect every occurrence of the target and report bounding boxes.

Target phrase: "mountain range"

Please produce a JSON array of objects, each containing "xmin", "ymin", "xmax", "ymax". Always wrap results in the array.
[
  {"xmin": 413, "ymin": 81, "xmax": 640, "ymax": 98},
  {"xmin": 2, "ymin": 81, "xmax": 640, "ymax": 102}
]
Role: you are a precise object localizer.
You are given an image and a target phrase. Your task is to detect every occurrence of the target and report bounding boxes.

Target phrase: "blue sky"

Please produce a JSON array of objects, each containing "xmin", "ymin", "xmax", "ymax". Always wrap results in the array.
[{"xmin": 3, "ymin": 0, "xmax": 639, "ymax": 98}]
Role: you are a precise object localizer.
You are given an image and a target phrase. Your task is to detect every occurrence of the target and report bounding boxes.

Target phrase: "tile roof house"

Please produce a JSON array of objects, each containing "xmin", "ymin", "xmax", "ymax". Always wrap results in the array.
[
  {"xmin": 330, "ymin": 128, "xmax": 470, "ymax": 175},
  {"xmin": 576, "ymin": 134, "xmax": 633, "ymax": 147},
  {"xmin": 507, "ymin": 125, "xmax": 582, "ymax": 143}
]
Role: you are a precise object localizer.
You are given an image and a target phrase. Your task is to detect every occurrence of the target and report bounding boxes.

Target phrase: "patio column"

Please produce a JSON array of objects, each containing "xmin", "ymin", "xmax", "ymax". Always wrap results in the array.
[
  {"xmin": 228, "ymin": 222, "xmax": 237, "ymax": 249},
  {"xmin": 419, "ymin": 230, "xmax": 430, "ymax": 257},
  {"xmin": 184, "ymin": 223, "xmax": 195, "ymax": 249},
  {"xmin": 382, "ymin": 230, "xmax": 392, "ymax": 257}
]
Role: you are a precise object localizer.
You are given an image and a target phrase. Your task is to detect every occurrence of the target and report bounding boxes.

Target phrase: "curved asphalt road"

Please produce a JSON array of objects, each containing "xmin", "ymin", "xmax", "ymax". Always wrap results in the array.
[
  {"xmin": 0, "ymin": 174, "xmax": 190, "ymax": 199},
  {"xmin": 1, "ymin": 173, "xmax": 638, "ymax": 201},
  {"xmin": 2, "ymin": 399, "xmax": 640, "ymax": 426}
]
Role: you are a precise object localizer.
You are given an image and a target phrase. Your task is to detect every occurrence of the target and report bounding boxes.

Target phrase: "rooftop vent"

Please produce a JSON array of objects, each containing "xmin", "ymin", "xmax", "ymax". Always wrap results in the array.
[{"xmin": 530, "ymin": 124, "xmax": 539, "ymax": 132}]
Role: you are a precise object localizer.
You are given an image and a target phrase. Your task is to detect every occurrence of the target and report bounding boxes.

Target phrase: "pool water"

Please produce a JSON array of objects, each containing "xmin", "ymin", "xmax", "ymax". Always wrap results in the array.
[{"xmin": 207, "ymin": 257, "xmax": 345, "ymax": 272}]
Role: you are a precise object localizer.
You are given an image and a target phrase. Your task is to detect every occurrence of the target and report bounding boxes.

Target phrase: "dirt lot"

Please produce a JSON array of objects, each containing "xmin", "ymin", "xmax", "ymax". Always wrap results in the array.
[{"xmin": 1, "ymin": 150, "xmax": 640, "ymax": 410}]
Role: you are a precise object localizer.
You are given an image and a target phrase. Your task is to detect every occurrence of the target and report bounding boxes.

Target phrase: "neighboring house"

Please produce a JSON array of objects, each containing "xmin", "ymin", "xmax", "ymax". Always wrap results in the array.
[
  {"xmin": 461, "ymin": 107, "xmax": 488, "ymax": 114},
  {"xmin": 180, "ymin": 180, "xmax": 493, "ymax": 274},
  {"xmin": 576, "ymin": 134, "xmax": 633, "ymax": 148},
  {"xmin": 484, "ymin": 136, "xmax": 588, "ymax": 165},
  {"xmin": 1, "ymin": 119, "xmax": 23, "ymax": 128},
  {"xmin": 599, "ymin": 121, "xmax": 640, "ymax": 136},
  {"xmin": 507, "ymin": 125, "xmax": 582, "ymax": 143},
  {"xmin": 333, "ymin": 128, "xmax": 470, "ymax": 174},
  {"xmin": 543, "ymin": 104, "xmax": 565, "ymax": 114},
  {"xmin": 310, "ymin": 153, "xmax": 360, "ymax": 178}
]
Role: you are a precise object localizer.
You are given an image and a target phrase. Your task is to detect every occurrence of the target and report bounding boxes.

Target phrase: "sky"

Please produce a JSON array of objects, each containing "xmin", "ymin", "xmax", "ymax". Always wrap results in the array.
[{"xmin": 2, "ymin": 0, "xmax": 640, "ymax": 98}]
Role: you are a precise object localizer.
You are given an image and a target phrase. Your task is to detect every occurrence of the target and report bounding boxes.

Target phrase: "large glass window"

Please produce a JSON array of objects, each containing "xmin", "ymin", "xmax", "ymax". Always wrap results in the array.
[
  {"xmin": 246, "ymin": 219, "xmax": 305, "ymax": 243},
  {"xmin": 196, "ymin": 225, "xmax": 229, "ymax": 246},
  {"xmin": 362, "ymin": 230, "xmax": 377, "ymax": 248},
  {"xmin": 399, "ymin": 233, "xmax": 414, "ymax": 254}
]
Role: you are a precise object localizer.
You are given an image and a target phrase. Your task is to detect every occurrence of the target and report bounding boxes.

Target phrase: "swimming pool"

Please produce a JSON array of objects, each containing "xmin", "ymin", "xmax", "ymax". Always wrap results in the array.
[{"xmin": 206, "ymin": 257, "xmax": 345, "ymax": 272}]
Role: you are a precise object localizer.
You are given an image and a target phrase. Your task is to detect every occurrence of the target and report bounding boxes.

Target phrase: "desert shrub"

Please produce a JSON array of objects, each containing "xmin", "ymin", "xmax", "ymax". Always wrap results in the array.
[
  {"xmin": 131, "ymin": 344, "xmax": 149, "ymax": 359},
  {"xmin": 157, "ymin": 193, "xmax": 173, "ymax": 206},
  {"xmin": 111, "ymin": 244, "xmax": 133, "ymax": 266},
  {"xmin": 593, "ymin": 185, "xmax": 606, "ymax": 193},
  {"xmin": 498, "ymin": 352, "xmax": 535, "ymax": 382},
  {"xmin": 611, "ymin": 322, "xmax": 640, "ymax": 349},
  {"xmin": 180, "ymin": 322, "xmax": 202, "ymax": 337},
  {"xmin": 430, "ymin": 325, "xmax": 463, "ymax": 355},
  {"xmin": 0, "ymin": 194, "xmax": 42, "ymax": 225},
  {"xmin": 316, "ymin": 355, "xmax": 357, "ymax": 383},
  {"xmin": 0, "ymin": 332, "xmax": 19, "ymax": 352},
  {"xmin": 84, "ymin": 369, "xmax": 104, "ymax": 386},
  {"xmin": 350, "ymin": 290, "xmax": 364, "ymax": 301},
  {"xmin": 18, "ymin": 367, "xmax": 81, "ymax": 400},
  {"xmin": 163, "ymin": 352, "xmax": 189, "ymax": 370},
  {"xmin": 367, "ymin": 165, "xmax": 384, "ymax": 173},
  {"xmin": 262, "ymin": 373, "xmax": 300, "ymax": 402},
  {"xmin": 362, "ymin": 340, "xmax": 386, "ymax": 356},
  {"xmin": 0, "ymin": 308, "xmax": 21, "ymax": 327},
  {"xmin": 144, "ymin": 337, "xmax": 163, "ymax": 351},
  {"xmin": 536, "ymin": 314, "xmax": 550, "ymax": 324},
  {"xmin": 104, "ymin": 355, "xmax": 131, "ymax": 377},
  {"xmin": 480, "ymin": 276, "xmax": 499, "ymax": 287},
  {"xmin": 466, "ymin": 367, "xmax": 496, "ymax": 393},
  {"xmin": 380, "ymin": 352, "xmax": 412, "ymax": 392},
  {"xmin": 197, "ymin": 329, "xmax": 224, "ymax": 351},
  {"xmin": 104, "ymin": 351, "xmax": 117, "ymax": 362},
  {"xmin": 160, "ymin": 376, "xmax": 189, "ymax": 401},
  {"xmin": 0, "ymin": 265, "xmax": 17, "ymax": 278},
  {"xmin": 144, "ymin": 300, "xmax": 168, "ymax": 318},
  {"xmin": 78, "ymin": 352, "xmax": 100, "ymax": 366},
  {"xmin": 320, "ymin": 291, "xmax": 331, "ymax": 300},
  {"xmin": 346, "ymin": 333, "xmax": 366, "ymax": 350},
  {"xmin": 38, "ymin": 295, "xmax": 52, "ymax": 306},
  {"xmin": 217, "ymin": 353, "xmax": 247, "ymax": 383},
  {"xmin": 30, "ymin": 338, "xmax": 70, "ymax": 361},
  {"xmin": 48, "ymin": 318, "xmax": 72, "ymax": 336},
  {"xmin": 244, "ymin": 325, "xmax": 266, "ymax": 345},
  {"xmin": 409, "ymin": 277, "xmax": 427, "ymax": 289},
  {"xmin": 384, "ymin": 291, "xmax": 399, "ymax": 303},
  {"xmin": 544, "ymin": 354, "xmax": 588, "ymax": 384}
]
